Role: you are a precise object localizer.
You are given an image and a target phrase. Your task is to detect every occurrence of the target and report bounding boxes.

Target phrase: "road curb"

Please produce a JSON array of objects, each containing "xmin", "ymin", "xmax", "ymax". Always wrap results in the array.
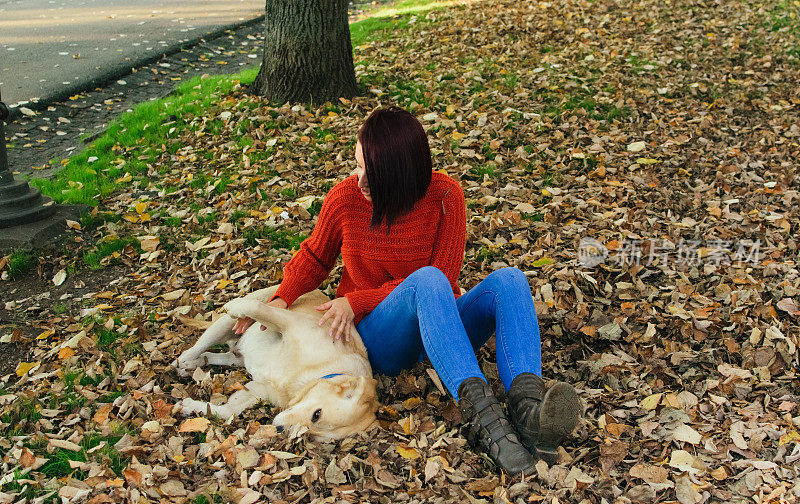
[{"xmin": 5, "ymin": 14, "xmax": 266, "ymax": 122}]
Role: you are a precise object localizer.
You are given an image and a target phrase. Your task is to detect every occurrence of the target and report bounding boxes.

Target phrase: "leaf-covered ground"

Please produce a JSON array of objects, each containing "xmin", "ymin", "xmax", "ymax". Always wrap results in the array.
[{"xmin": 2, "ymin": 0, "xmax": 799, "ymax": 502}]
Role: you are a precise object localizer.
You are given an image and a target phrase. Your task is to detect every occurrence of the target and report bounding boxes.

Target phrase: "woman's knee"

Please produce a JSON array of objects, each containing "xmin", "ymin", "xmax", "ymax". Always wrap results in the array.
[
  {"xmin": 486, "ymin": 267, "xmax": 530, "ymax": 293},
  {"xmin": 408, "ymin": 266, "xmax": 451, "ymax": 290}
]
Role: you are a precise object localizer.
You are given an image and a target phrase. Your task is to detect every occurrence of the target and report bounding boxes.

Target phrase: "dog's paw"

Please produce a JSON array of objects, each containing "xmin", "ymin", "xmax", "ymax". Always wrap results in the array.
[
  {"xmin": 222, "ymin": 298, "xmax": 261, "ymax": 320},
  {"xmin": 175, "ymin": 352, "xmax": 204, "ymax": 375},
  {"xmin": 171, "ymin": 358, "xmax": 190, "ymax": 378},
  {"xmin": 176, "ymin": 398, "xmax": 207, "ymax": 416}
]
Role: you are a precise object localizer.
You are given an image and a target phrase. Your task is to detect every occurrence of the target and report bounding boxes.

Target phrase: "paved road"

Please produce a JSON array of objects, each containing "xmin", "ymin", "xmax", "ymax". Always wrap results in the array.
[{"xmin": 0, "ymin": 0, "xmax": 264, "ymax": 107}]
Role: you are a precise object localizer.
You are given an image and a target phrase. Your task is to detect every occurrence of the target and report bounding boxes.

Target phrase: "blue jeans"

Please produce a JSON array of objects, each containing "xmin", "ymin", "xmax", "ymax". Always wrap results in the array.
[{"xmin": 355, "ymin": 266, "xmax": 542, "ymax": 401}]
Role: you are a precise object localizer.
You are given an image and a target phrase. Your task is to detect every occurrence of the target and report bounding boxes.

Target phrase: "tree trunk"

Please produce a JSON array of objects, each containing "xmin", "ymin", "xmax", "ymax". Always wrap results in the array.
[{"xmin": 251, "ymin": 0, "xmax": 359, "ymax": 104}]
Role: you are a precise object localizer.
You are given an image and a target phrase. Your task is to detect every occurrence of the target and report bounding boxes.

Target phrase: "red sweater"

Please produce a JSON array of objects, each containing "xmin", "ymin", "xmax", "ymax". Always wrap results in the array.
[{"xmin": 272, "ymin": 171, "xmax": 466, "ymax": 324}]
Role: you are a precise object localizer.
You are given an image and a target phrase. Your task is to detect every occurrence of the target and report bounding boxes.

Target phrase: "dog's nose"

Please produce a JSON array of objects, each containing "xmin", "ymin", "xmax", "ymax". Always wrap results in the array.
[{"xmin": 275, "ymin": 425, "xmax": 284, "ymax": 433}]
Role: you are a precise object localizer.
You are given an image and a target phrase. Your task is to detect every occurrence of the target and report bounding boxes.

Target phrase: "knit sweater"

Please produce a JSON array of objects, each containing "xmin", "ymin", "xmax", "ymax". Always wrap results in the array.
[{"xmin": 272, "ymin": 171, "xmax": 466, "ymax": 324}]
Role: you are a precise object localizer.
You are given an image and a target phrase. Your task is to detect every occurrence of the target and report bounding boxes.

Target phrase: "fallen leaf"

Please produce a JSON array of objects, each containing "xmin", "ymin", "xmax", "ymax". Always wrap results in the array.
[
  {"xmin": 397, "ymin": 445, "xmax": 420, "ymax": 459},
  {"xmin": 16, "ymin": 361, "xmax": 40, "ymax": 377},
  {"xmin": 36, "ymin": 329, "xmax": 55, "ymax": 340},
  {"xmin": 630, "ymin": 464, "xmax": 668, "ymax": 484},
  {"xmin": 178, "ymin": 417, "xmax": 210, "ymax": 433},
  {"xmin": 672, "ymin": 423, "xmax": 702, "ymax": 445},
  {"xmin": 93, "ymin": 403, "xmax": 113, "ymax": 424},
  {"xmin": 675, "ymin": 475, "xmax": 702, "ymax": 504},
  {"xmin": 627, "ymin": 141, "xmax": 646, "ymax": 152},
  {"xmin": 465, "ymin": 476, "xmax": 499, "ymax": 493},
  {"xmin": 52, "ymin": 269, "xmax": 67, "ymax": 286},
  {"xmin": 641, "ymin": 393, "xmax": 663, "ymax": 410},
  {"xmin": 49, "ymin": 439, "xmax": 81, "ymax": 451},
  {"xmin": 776, "ymin": 298, "xmax": 799, "ymax": 317},
  {"xmin": 160, "ymin": 479, "xmax": 186, "ymax": 497},
  {"xmin": 669, "ymin": 450, "xmax": 697, "ymax": 472}
]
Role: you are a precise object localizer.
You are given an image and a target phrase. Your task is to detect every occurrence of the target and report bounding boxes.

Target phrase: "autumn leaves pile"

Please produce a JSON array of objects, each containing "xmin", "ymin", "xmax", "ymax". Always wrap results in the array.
[{"xmin": 2, "ymin": 0, "xmax": 799, "ymax": 502}]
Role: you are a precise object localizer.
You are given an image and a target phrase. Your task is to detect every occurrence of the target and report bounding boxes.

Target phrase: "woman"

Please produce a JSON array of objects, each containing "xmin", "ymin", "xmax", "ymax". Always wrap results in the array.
[{"xmin": 234, "ymin": 106, "xmax": 580, "ymax": 474}]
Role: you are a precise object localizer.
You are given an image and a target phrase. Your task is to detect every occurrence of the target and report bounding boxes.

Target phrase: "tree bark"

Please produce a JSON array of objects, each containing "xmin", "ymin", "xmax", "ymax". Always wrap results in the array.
[{"xmin": 251, "ymin": 0, "xmax": 359, "ymax": 104}]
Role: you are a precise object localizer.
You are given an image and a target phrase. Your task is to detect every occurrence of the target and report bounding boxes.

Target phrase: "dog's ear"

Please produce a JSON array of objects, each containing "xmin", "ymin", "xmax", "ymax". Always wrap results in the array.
[
  {"xmin": 345, "ymin": 376, "xmax": 364, "ymax": 400},
  {"xmin": 340, "ymin": 376, "xmax": 377, "ymax": 406},
  {"xmin": 329, "ymin": 375, "xmax": 365, "ymax": 400}
]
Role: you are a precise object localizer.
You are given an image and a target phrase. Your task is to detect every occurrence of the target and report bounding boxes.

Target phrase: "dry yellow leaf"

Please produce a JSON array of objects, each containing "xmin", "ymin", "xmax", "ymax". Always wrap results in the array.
[
  {"xmin": 403, "ymin": 397, "xmax": 423, "ymax": 410},
  {"xmin": 36, "ymin": 329, "xmax": 55, "ymax": 340},
  {"xmin": 779, "ymin": 430, "xmax": 800, "ymax": 446},
  {"xmin": 397, "ymin": 445, "xmax": 420, "ymax": 460},
  {"xmin": 16, "ymin": 361, "xmax": 40, "ymax": 377},
  {"xmin": 398, "ymin": 415, "xmax": 414, "ymax": 435},
  {"xmin": 640, "ymin": 393, "xmax": 662, "ymax": 410}
]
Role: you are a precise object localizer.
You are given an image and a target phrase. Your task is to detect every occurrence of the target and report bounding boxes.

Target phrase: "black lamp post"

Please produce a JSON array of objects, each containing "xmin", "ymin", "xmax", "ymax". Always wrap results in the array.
[{"xmin": 0, "ymin": 88, "xmax": 57, "ymax": 228}]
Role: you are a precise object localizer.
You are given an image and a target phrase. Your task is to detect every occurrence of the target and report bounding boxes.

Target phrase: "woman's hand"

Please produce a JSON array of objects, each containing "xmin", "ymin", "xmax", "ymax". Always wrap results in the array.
[
  {"xmin": 232, "ymin": 297, "xmax": 288, "ymax": 334},
  {"xmin": 316, "ymin": 297, "xmax": 355, "ymax": 341}
]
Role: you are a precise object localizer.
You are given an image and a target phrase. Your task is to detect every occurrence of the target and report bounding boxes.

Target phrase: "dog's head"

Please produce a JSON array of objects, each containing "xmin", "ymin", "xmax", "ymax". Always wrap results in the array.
[{"xmin": 272, "ymin": 375, "xmax": 378, "ymax": 440}]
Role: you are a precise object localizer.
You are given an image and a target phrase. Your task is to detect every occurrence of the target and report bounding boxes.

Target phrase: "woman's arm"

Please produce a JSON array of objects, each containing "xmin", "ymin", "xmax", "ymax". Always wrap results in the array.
[{"xmin": 270, "ymin": 189, "xmax": 344, "ymax": 307}]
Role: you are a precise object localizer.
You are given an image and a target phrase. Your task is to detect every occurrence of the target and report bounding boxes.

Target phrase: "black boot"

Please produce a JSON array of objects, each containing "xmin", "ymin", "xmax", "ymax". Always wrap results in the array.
[
  {"xmin": 506, "ymin": 373, "xmax": 580, "ymax": 465},
  {"xmin": 458, "ymin": 377, "xmax": 537, "ymax": 475}
]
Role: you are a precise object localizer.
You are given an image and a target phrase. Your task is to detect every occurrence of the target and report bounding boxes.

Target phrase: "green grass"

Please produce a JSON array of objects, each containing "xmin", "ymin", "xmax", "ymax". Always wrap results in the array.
[
  {"xmin": 541, "ymin": 169, "xmax": 561, "ymax": 187},
  {"xmin": 31, "ymin": 69, "xmax": 259, "ymax": 206},
  {"xmin": 39, "ymin": 449, "xmax": 87, "ymax": 479},
  {"xmin": 469, "ymin": 164, "xmax": 498, "ymax": 179},
  {"xmin": 476, "ymin": 245, "xmax": 504, "ymax": 262},
  {"xmin": 279, "ymin": 187, "xmax": 297, "ymax": 200},
  {"xmin": 96, "ymin": 327, "xmax": 124, "ymax": 350},
  {"xmin": 625, "ymin": 55, "xmax": 658, "ymax": 75},
  {"xmin": 765, "ymin": 0, "xmax": 800, "ymax": 63},
  {"xmin": 5, "ymin": 250, "xmax": 37, "ymax": 277},
  {"xmin": 242, "ymin": 227, "xmax": 307, "ymax": 249},
  {"xmin": 538, "ymin": 86, "xmax": 631, "ymax": 122},
  {"xmin": 194, "ymin": 494, "xmax": 223, "ymax": 504},
  {"xmin": 349, "ymin": 0, "xmax": 459, "ymax": 45},
  {"xmin": 81, "ymin": 433, "xmax": 129, "ymax": 476},
  {"xmin": 1, "ymin": 395, "xmax": 43, "ymax": 436},
  {"xmin": 522, "ymin": 211, "xmax": 544, "ymax": 222},
  {"xmin": 82, "ymin": 236, "xmax": 138, "ymax": 269},
  {"xmin": 37, "ymin": 434, "xmax": 128, "ymax": 479},
  {"xmin": 766, "ymin": 0, "xmax": 799, "ymax": 32},
  {"xmin": 80, "ymin": 211, "xmax": 121, "ymax": 230},
  {"xmin": 0, "ymin": 470, "xmax": 57, "ymax": 503}
]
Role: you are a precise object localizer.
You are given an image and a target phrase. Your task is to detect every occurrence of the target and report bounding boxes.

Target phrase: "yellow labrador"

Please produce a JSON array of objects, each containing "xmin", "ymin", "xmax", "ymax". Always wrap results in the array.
[{"xmin": 174, "ymin": 286, "xmax": 378, "ymax": 440}]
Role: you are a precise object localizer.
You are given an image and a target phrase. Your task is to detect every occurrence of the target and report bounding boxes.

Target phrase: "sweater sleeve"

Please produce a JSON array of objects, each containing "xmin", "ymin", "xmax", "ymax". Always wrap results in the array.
[
  {"xmin": 271, "ymin": 188, "xmax": 343, "ymax": 307},
  {"xmin": 344, "ymin": 182, "xmax": 467, "ymax": 319}
]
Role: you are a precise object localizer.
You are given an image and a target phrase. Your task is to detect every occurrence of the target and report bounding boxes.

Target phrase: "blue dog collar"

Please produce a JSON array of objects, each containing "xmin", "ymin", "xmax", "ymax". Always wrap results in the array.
[{"xmin": 320, "ymin": 373, "xmax": 343, "ymax": 380}]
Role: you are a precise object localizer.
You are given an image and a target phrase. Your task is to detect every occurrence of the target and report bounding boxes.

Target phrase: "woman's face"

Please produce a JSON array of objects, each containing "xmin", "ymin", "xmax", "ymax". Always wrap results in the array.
[{"xmin": 354, "ymin": 141, "xmax": 371, "ymax": 202}]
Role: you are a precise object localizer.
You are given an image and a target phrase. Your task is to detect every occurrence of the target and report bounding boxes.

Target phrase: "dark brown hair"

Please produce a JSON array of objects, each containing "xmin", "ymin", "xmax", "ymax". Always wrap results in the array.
[{"xmin": 358, "ymin": 106, "xmax": 432, "ymax": 230}]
